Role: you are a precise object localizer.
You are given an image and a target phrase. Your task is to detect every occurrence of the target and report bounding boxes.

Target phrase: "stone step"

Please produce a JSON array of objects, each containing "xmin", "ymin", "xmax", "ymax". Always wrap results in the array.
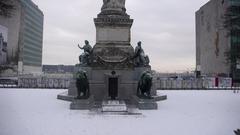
[{"xmin": 102, "ymin": 100, "xmax": 127, "ymax": 112}]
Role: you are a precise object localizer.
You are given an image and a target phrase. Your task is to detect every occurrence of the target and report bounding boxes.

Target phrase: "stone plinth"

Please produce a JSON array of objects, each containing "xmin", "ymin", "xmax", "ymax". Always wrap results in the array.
[
  {"xmin": 132, "ymin": 95, "xmax": 167, "ymax": 110},
  {"xmin": 57, "ymin": 91, "xmax": 74, "ymax": 101},
  {"xmin": 94, "ymin": 17, "xmax": 133, "ymax": 43},
  {"xmin": 70, "ymin": 96, "xmax": 94, "ymax": 110},
  {"xmin": 91, "ymin": 45, "xmax": 134, "ymax": 69},
  {"xmin": 102, "ymin": 100, "xmax": 127, "ymax": 112},
  {"xmin": 65, "ymin": 66, "xmax": 153, "ymax": 102},
  {"xmin": 91, "ymin": 12, "xmax": 135, "ymax": 70}
]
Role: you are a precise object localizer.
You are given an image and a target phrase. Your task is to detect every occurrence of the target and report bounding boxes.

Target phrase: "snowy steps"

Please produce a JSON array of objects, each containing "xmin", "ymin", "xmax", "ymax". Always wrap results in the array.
[
  {"xmin": 88, "ymin": 100, "xmax": 141, "ymax": 115},
  {"xmin": 98, "ymin": 100, "xmax": 141, "ymax": 115},
  {"xmin": 102, "ymin": 100, "xmax": 128, "ymax": 112}
]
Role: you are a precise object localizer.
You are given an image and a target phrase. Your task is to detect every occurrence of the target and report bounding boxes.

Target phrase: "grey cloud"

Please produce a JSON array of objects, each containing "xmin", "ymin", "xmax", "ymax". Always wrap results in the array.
[{"xmin": 33, "ymin": 0, "xmax": 209, "ymax": 72}]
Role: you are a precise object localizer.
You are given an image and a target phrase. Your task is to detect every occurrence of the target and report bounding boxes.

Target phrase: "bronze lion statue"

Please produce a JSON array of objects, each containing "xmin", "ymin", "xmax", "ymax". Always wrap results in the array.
[
  {"xmin": 75, "ymin": 69, "xmax": 90, "ymax": 99},
  {"xmin": 137, "ymin": 71, "xmax": 153, "ymax": 99}
]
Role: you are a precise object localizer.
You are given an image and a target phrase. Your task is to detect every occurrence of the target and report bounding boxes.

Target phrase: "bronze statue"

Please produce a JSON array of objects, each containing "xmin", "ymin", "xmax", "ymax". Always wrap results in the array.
[
  {"xmin": 75, "ymin": 69, "xmax": 90, "ymax": 99},
  {"xmin": 78, "ymin": 40, "xmax": 92, "ymax": 65},
  {"xmin": 101, "ymin": 0, "xmax": 126, "ymax": 12},
  {"xmin": 133, "ymin": 41, "xmax": 150, "ymax": 66},
  {"xmin": 137, "ymin": 71, "xmax": 153, "ymax": 99}
]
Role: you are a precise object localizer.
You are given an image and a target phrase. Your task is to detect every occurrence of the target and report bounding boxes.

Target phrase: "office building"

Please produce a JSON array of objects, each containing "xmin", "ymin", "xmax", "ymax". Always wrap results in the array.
[
  {"xmin": 196, "ymin": 0, "xmax": 240, "ymax": 82},
  {"xmin": 0, "ymin": 0, "xmax": 44, "ymax": 75}
]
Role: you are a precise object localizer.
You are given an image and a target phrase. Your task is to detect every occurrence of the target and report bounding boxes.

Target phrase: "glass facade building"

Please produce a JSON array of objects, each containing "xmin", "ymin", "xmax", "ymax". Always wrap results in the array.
[
  {"xmin": 21, "ymin": 0, "xmax": 43, "ymax": 67},
  {"xmin": 0, "ymin": 0, "xmax": 43, "ymax": 75},
  {"xmin": 229, "ymin": 0, "xmax": 240, "ymax": 81}
]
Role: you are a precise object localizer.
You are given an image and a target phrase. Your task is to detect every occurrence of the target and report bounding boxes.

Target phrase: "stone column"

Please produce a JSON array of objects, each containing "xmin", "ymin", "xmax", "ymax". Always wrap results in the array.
[{"xmin": 91, "ymin": 0, "xmax": 134, "ymax": 69}]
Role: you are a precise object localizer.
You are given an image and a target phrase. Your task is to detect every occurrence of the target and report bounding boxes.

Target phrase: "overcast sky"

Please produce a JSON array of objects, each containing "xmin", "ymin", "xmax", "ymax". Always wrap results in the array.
[{"xmin": 32, "ymin": 0, "xmax": 209, "ymax": 72}]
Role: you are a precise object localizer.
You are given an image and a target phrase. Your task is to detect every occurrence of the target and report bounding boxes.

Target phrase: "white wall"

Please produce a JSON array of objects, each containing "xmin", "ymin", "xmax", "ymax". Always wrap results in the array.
[
  {"xmin": 22, "ymin": 65, "xmax": 42, "ymax": 75},
  {"xmin": 196, "ymin": 0, "xmax": 231, "ymax": 76}
]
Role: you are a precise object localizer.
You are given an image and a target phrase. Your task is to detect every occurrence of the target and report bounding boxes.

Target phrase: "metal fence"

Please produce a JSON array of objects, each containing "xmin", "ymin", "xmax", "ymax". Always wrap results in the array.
[
  {"xmin": 0, "ymin": 74, "xmax": 72, "ymax": 89},
  {"xmin": 153, "ymin": 77, "xmax": 239, "ymax": 90},
  {"xmin": 18, "ymin": 77, "xmax": 71, "ymax": 89},
  {"xmin": 1, "ymin": 75, "xmax": 239, "ymax": 90}
]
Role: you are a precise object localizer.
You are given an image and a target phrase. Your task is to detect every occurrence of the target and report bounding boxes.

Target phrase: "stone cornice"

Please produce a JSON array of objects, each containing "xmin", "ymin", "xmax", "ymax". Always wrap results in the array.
[{"xmin": 94, "ymin": 17, "xmax": 133, "ymax": 27}]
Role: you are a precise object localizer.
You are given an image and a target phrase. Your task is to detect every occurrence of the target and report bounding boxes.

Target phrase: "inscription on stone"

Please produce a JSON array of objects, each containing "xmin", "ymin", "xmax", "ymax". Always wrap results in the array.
[{"xmin": 97, "ymin": 28, "xmax": 130, "ymax": 42}]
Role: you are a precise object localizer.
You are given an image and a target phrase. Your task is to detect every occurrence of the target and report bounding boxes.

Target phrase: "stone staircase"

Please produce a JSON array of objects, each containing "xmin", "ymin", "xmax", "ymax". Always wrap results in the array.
[{"xmin": 102, "ymin": 100, "xmax": 128, "ymax": 112}]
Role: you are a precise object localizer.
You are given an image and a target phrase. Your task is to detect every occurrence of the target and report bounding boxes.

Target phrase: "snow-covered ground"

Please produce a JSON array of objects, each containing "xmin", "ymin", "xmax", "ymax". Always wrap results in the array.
[{"xmin": 0, "ymin": 89, "xmax": 239, "ymax": 135}]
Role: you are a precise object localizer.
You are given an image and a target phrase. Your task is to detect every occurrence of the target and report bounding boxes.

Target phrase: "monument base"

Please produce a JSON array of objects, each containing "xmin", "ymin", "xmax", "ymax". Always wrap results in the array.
[
  {"xmin": 70, "ymin": 95, "xmax": 94, "ymax": 110},
  {"xmin": 57, "ymin": 91, "xmax": 74, "ymax": 101},
  {"xmin": 132, "ymin": 95, "xmax": 167, "ymax": 110},
  {"xmin": 57, "ymin": 66, "xmax": 166, "ymax": 110},
  {"xmin": 66, "ymin": 66, "xmax": 153, "ymax": 101},
  {"xmin": 102, "ymin": 100, "xmax": 127, "ymax": 112}
]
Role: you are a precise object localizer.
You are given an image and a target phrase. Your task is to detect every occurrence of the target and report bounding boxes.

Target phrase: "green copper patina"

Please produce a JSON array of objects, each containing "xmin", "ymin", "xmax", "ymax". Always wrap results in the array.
[
  {"xmin": 137, "ymin": 71, "xmax": 153, "ymax": 99},
  {"xmin": 78, "ymin": 40, "xmax": 92, "ymax": 66},
  {"xmin": 75, "ymin": 69, "xmax": 90, "ymax": 99},
  {"xmin": 133, "ymin": 41, "xmax": 150, "ymax": 67}
]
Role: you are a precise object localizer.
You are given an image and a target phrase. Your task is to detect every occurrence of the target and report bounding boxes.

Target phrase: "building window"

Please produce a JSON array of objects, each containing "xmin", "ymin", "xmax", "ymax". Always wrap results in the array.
[
  {"xmin": 207, "ymin": 21, "xmax": 211, "ymax": 32},
  {"xmin": 231, "ymin": 29, "xmax": 240, "ymax": 43},
  {"xmin": 237, "ymin": 59, "xmax": 240, "ymax": 69},
  {"xmin": 201, "ymin": 11, "xmax": 204, "ymax": 26}
]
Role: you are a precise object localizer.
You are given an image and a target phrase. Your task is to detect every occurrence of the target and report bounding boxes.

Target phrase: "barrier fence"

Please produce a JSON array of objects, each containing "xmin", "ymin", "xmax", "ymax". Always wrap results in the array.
[
  {"xmin": 153, "ymin": 77, "xmax": 239, "ymax": 90},
  {"xmin": 1, "ymin": 76, "xmax": 239, "ymax": 90},
  {"xmin": 18, "ymin": 77, "xmax": 71, "ymax": 89},
  {"xmin": 0, "ymin": 75, "xmax": 72, "ymax": 89}
]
